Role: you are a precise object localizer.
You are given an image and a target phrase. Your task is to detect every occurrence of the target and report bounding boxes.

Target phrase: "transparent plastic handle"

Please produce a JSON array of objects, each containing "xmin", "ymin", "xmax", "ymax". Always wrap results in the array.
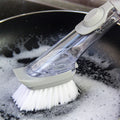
[{"xmin": 26, "ymin": 7, "xmax": 120, "ymax": 78}]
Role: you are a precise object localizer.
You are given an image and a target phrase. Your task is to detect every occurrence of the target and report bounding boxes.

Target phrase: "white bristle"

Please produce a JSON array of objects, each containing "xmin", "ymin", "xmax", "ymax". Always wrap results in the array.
[{"xmin": 12, "ymin": 80, "xmax": 79, "ymax": 111}]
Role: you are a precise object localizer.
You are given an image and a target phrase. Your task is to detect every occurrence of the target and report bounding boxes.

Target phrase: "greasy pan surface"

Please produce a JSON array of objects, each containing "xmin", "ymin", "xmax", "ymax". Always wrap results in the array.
[{"xmin": 0, "ymin": 10, "xmax": 120, "ymax": 120}]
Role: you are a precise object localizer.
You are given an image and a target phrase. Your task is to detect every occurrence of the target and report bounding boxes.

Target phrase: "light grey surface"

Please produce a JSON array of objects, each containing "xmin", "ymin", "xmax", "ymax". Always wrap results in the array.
[
  {"xmin": 26, "ymin": 0, "xmax": 92, "ymax": 11},
  {"xmin": 0, "ymin": 0, "xmax": 56, "ymax": 20}
]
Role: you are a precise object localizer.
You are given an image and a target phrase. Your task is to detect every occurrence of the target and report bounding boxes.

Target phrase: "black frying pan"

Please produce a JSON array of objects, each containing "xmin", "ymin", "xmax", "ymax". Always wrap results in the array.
[{"xmin": 0, "ymin": 10, "xmax": 120, "ymax": 120}]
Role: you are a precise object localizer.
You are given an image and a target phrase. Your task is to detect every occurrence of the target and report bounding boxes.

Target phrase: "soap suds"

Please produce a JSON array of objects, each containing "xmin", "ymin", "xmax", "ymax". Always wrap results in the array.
[{"xmin": 0, "ymin": 45, "xmax": 120, "ymax": 120}]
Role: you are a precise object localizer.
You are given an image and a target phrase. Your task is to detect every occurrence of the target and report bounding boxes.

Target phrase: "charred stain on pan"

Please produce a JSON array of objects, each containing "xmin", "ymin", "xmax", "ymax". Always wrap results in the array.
[
  {"xmin": 0, "ymin": 110, "xmax": 20, "ymax": 120},
  {"xmin": 76, "ymin": 57, "xmax": 116, "ymax": 88}
]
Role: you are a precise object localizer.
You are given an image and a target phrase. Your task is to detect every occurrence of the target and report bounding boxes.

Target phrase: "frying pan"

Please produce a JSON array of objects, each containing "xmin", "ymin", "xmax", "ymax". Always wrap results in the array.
[{"xmin": 0, "ymin": 10, "xmax": 120, "ymax": 120}]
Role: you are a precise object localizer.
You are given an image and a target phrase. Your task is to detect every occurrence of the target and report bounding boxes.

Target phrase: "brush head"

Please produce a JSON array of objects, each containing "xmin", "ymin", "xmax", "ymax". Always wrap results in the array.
[
  {"xmin": 12, "ymin": 80, "xmax": 79, "ymax": 111},
  {"xmin": 12, "ymin": 65, "xmax": 79, "ymax": 111}
]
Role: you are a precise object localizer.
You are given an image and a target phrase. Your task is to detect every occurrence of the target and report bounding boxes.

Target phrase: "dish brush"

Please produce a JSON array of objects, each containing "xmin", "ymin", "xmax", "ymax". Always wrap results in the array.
[{"xmin": 12, "ymin": 0, "xmax": 120, "ymax": 111}]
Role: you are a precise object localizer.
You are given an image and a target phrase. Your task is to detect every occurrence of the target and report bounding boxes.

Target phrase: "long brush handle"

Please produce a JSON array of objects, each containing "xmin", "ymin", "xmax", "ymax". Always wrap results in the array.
[{"xmin": 26, "ymin": 0, "xmax": 120, "ymax": 78}]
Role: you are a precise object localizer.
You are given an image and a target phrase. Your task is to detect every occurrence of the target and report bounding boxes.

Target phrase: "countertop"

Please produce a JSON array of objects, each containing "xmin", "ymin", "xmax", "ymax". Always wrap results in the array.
[{"xmin": 0, "ymin": 0, "xmax": 92, "ymax": 20}]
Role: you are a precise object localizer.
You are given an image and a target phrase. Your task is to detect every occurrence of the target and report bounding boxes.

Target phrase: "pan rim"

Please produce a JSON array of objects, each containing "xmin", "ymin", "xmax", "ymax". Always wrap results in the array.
[{"xmin": 0, "ymin": 10, "xmax": 87, "ymax": 24}]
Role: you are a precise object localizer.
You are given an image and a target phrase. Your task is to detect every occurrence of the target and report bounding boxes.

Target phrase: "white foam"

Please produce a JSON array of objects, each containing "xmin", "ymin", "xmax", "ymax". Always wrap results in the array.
[
  {"xmin": 13, "ymin": 45, "xmax": 50, "ymax": 59},
  {"xmin": 0, "ymin": 45, "xmax": 120, "ymax": 120}
]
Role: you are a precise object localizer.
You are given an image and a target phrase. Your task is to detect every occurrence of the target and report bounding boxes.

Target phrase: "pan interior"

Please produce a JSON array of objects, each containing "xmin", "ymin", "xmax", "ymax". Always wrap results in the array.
[{"xmin": 0, "ymin": 11, "xmax": 120, "ymax": 120}]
